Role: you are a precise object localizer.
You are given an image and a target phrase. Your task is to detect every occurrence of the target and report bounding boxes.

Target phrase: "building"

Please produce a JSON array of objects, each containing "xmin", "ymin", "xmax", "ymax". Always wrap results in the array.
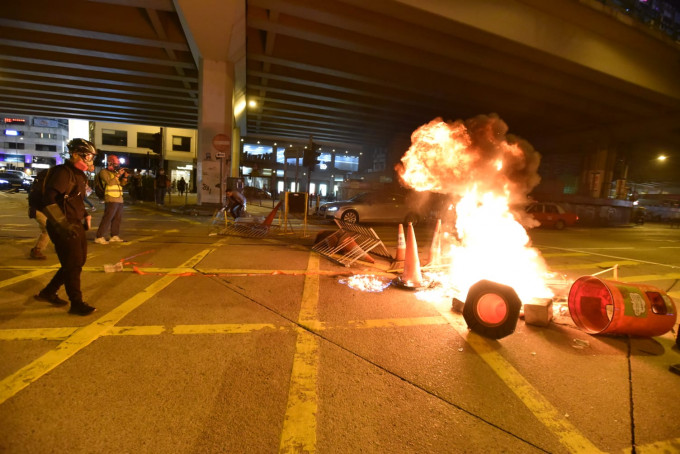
[
  {"xmin": 1, "ymin": 115, "xmax": 69, "ymax": 175},
  {"xmin": 90, "ymin": 121, "xmax": 197, "ymax": 192}
]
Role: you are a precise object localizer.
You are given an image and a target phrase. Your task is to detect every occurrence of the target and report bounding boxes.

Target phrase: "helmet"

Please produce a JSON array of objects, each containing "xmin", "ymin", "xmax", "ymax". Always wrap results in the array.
[
  {"xmin": 67, "ymin": 138, "xmax": 96, "ymax": 157},
  {"xmin": 107, "ymin": 155, "xmax": 120, "ymax": 168}
]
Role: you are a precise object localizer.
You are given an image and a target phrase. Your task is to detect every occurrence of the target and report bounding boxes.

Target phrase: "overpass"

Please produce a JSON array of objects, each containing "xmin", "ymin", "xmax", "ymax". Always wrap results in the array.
[{"xmin": 1, "ymin": 0, "xmax": 679, "ymax": 182}]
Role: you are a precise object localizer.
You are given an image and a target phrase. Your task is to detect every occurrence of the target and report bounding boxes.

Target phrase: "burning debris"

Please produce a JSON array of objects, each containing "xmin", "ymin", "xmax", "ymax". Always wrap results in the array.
[{"xmin": 395, "ymin": 114, "xmax": 553, "ymax": 304}]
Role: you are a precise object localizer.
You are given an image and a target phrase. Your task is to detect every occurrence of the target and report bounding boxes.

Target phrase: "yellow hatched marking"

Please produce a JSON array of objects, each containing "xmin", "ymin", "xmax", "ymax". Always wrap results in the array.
[
  {"xmin": 0, "ymin": 248, "xmax": 213, "ymax": 406},
  {"xmin": 173, "ymin": 323, "xmax": 285, "ymax": 334},
  {"xmin": 439, "ymin": 311, "xmax": 603, "ymax": 454},
  {"xmin": 280, "ymin": 253, "xmax": 320, "ymax": 453}
]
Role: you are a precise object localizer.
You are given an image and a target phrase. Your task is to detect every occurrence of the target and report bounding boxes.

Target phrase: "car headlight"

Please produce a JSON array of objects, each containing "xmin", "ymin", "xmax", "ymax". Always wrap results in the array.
[
  {"xmin": 0, "ymin": 179, "xmax": 9, "ymax": 184},
  {"xmin": 327, "ymin": 206, "xmax": 338, "ymax": 212}
]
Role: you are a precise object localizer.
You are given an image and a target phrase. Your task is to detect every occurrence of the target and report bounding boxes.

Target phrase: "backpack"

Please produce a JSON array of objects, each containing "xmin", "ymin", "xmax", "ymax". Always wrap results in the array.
[
  {"xmin": 28, "ymin": 166, "xmax": 76, "ymax": 213},
  {"xmin": 28, "ymin": 169, "xmax": 51, "ymax": 212},
  {"xmin": 94, "ymin": 172, "xmax": 106, "ymax": 199}
]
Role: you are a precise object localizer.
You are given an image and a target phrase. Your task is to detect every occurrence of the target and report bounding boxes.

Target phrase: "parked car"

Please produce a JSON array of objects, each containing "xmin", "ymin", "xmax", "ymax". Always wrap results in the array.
[
  {"xmin": 526, "ymin": 202, "xmax": 578, "ymax": 229},
  {"xmin": 0, "ymin": 171, "xmax": 32, "ymax": 191},
  {"xmin": 243, "ymin": 186, "xmax": 272, "ymax": 200},
  {"xmin": 317, "ymin": 191, "xmax": 423, "ymax": 225}
]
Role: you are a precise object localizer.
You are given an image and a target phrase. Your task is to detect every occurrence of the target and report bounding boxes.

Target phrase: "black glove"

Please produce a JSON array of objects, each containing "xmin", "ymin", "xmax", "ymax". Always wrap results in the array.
[
  {"xmin": 60, "ymin": 223, "xmax": 80, "ymax": 239},
  {"xmin": 43, "ymin": 204, "xmax": 79, "ymax": 239}
]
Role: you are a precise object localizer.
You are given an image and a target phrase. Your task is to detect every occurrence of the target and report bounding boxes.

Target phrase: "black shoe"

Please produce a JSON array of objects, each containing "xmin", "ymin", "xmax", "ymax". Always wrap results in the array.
[
  {"xmin": 35, "ymin": 291, "xmax": 68, "ymax": 306},
  {"xmin": 68, "ymin": 303, "xmax": 96, "ymax": 316}
]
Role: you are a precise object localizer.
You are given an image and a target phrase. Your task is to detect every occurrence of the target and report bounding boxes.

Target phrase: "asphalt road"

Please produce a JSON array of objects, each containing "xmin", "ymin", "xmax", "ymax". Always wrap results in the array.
[{"xmin": 0, "ymin": 190, "xmax": 679, "ymax": 453}]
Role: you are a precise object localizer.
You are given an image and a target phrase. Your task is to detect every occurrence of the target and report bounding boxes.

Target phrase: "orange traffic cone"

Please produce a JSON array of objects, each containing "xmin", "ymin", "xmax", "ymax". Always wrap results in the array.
[
  {"xmin": 425, "ymin": 219, "xmax": 442, "ymax": 267},
  {"xmin": 389, "ymin": 224, "xmax": 406, "ymax": 270},
  {"xmin": 394, "ymin": 222, "xmax": 423, "ymax": 288}
]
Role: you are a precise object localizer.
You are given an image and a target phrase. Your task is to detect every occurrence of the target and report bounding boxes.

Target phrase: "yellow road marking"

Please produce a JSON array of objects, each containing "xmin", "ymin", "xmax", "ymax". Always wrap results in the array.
[
  {"xmin": 556, "ymin": 260, "xmax": 639, "ymax": 270},
  {"xmin": 632, "ymin": 437, "xmax": 680, "ymax": 454},
  {"xmin": 280, "ymin": 253, "xmax": 320, "ymax": 453},
  {"xmin": 618, "ymin": 273, "xmax": 680, "ymax": 283},
  {"xmin": 107, "ymin": 326, "xmax": 166, "ymax": 336},
  {"xmin": 541, "ymin": 252, "xmax": 588, "ymax": 257},
  {"xmin": 344, "ymin": 316, "xmax": 448, "ymax": 329},
  {"xmin": 173, "ymin": 323, "xmax": 285, "ymax": 334},
  {"xmin": 439, "ymin": 311, "xmax": 603, "ymax": 454},
  {"xmin": 0, "ymin": 248, "xmax": 213, "ymax": 406},
  {"xmin": 0, "ymin": 327, "xmax": 78, "ymax": 341},
  {"xmin": 0, "ymin": 268, "xmax": 56, "ymax": 289}
]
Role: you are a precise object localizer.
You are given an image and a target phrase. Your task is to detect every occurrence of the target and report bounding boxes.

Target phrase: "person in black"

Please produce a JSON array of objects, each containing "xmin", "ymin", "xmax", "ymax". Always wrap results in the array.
[
  {"xmin": 225, "ymin": 187, "xmax": 246, "ymax": 219},
  {"xmin": 177, "ymin": 176, "xmax": 186, "ymax": 196},
  {"xmin": 35, "ymin": 139, "xmax": 97, "ymax": 316}
]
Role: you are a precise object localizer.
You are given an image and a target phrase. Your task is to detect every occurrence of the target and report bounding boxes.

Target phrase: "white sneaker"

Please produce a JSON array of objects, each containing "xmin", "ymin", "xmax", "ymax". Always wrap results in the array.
[
  {"xmin": 109, "ymin": 236, "xmax": 124, "ymax": 242},
  {"xmin": 94, "ymin": 237, "xmax": 109, "ymax": 245}
]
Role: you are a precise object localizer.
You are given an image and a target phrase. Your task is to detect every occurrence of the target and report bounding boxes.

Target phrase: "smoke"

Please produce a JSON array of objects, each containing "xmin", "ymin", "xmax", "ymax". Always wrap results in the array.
[{"xmin": 396, "ymin": 114, "xmax": 542, "ymax": 204}]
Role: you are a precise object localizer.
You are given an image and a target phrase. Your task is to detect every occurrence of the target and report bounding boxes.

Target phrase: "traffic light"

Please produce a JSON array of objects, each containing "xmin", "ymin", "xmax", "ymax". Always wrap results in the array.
[
  {"xmin": 151, "ymin": 132, "xmax": 162, "ymax": 154},
  {"xmin": 303, "ymin": 145, "xmax": 320, "ymax": 168}
]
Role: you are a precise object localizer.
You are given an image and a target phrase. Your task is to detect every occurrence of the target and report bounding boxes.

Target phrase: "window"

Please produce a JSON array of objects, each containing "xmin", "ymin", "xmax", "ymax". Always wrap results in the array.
[
  {"xmin": 35, "ymin": 144, "xmax": 57, "ymax": 152},
  {"xmin": 137, "ymin": 132, "xmax": 156, "ymax": 149},
  {"xmin": 34, "ymin": 132, "xmax": 57, "ymax": 139},
  {"xmin": 334, "ymin": 154, "xmax": 359, "ymax": 172},
  {"xmin": 4, "ymin": 142, "xmax": 25, "ymax": 150},
  {"xmin": 172, "ymin": 136, "xmax": 191, "ymax": 152},
  {"xmin": 102, "ymin": 129, "xmax": 127, "ymax": 146}
]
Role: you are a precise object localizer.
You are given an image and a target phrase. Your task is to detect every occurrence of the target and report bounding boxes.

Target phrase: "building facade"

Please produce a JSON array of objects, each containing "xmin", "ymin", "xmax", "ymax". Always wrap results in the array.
[{"xmin": 1, "ymin": 115, "xmax": 69, "ymax": 175}]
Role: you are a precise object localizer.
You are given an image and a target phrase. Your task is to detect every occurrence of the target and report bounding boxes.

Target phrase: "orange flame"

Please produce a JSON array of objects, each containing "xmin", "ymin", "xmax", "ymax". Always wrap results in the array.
[{"xmin": 397, "ymin": 115, "xmax": 552, "ymax": 303}]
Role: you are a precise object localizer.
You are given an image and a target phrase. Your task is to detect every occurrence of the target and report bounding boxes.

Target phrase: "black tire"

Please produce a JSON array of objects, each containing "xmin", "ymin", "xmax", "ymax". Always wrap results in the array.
[
  {"xmin": 341, "ymin": 210, "xmax": 359, "ymax": 224},
  {"xmin": 404, "ymin": 212, "xmax": 420, "ymax": 226},
  {"xmin": 554, "ymin": 219, "xmax": 565, "ymax": 230},
  {"xmin": 462, "ymin": 280, "xmax": 522, "ymax": 339}
]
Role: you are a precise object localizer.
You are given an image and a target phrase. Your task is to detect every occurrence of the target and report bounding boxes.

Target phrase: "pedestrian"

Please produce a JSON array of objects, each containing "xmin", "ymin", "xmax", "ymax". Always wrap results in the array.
[
  {"xmin": 84, "ymin": 181, "xmax": 96, "ymax": 211},
  {"xmin": 154, "ymin": 168, "xmax": 170, "ymax": 205},
  {"xmin": 95, "ymin": 155, "xmax": 128, "ymax": 244},
  {"xmin": 34, "ymin": 138, "xmax": 96, "ymax": 315},
  {"xmin": 177, "ymin": 176, "xmax": 186, "ymax": 196},
  {"xmin": 225, "ymin": 187, "xmax": 246, "ymax": 219},
  {"xmin": 128, "ymin": 171, "xmax": 142, "ymax": 203}
]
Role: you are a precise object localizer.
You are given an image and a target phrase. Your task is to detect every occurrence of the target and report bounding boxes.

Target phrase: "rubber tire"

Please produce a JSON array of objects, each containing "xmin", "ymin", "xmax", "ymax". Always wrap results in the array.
[
  {"xmin": 554, "ymin": 219, "xmax": 565, "ymax": 230},
  {"xmin": 341, "ymin": 210, "xmax": 359, "ymax": 224},
  {"xmin": 463, "ymin": 280, "xmax": 522, "ymax": 339}
]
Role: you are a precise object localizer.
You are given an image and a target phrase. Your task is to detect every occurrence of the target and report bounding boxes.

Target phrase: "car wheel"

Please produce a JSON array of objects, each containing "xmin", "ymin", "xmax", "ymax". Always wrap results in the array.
[
  {"xmin": 404, "ymin": 212, "xmax": 420, "ymax": 226},
  {"xmin": 341, "ymin": 210, "xmax": 359, "ymax": 224},
  {"xmin": 555, "ymin": 220, "xmax": 566, "ymax": 230}
]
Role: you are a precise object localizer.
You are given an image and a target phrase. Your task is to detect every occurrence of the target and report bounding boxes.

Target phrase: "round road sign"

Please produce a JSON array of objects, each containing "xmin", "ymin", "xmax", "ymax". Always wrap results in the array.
[{"xmin": 212, "ymin": 134, "xmax": 231, "ymax": 152}]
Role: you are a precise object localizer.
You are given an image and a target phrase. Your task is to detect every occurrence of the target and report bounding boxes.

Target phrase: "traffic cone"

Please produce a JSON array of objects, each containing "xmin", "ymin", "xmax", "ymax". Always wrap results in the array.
[
  {"xmin": 338, "ymin": 233, "xmax": 375, "ymax": 263},
  {"xmin": 389, "ymin": 224, "xmax": 406, "ymax": 270},
  {"xmin": 394, "ymin": 222, "xmax": 422, "ymax": 288},
  {"xmin": 425, "ymin": 219, "xmax": 442, "ymax": 267}
]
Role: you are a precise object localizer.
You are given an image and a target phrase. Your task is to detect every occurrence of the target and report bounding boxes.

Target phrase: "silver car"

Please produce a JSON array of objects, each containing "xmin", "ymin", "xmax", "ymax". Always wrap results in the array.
[{"xmin": 318, "ymin": 192, "xmax": 422, "ymax": 225}]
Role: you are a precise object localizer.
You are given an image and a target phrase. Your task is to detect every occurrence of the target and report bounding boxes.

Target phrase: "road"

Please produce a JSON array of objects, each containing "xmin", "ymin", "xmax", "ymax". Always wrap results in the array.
[{"xmin": 0, "ymin": 190, "xmax": 678, "ymax": 453}]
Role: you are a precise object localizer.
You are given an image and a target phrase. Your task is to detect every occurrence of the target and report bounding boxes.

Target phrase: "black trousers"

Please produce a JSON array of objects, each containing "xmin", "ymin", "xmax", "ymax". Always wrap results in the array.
[{"xmin": 44, "ymin": 221, "xmax": 87, "ymax": 304}]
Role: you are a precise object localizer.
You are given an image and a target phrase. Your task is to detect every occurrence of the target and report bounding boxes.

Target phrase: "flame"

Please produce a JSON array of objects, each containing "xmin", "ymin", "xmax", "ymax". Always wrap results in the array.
[{"xmin": 396, "ymin": 114, "xmax": 553, "ymax": 303}]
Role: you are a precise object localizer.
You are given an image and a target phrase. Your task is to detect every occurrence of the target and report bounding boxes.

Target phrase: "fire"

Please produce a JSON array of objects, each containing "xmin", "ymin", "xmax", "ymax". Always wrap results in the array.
[{"xmin": 396, "ymin": 114, "xmax": 553, "ymax": 303}]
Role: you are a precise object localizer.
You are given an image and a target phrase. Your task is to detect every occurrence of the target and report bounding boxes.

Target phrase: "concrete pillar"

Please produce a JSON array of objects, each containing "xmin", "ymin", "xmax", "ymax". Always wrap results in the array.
[{"xmin": 174, "ymin": 0, "xmax": 245, "ymax": 205}]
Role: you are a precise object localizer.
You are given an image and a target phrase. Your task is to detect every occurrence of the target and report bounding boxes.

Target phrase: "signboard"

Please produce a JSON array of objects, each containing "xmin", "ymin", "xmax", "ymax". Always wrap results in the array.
[
  {"xmin": 212, "ymin": 134, "xmax": 230, "ymax": 152},
  {"xmin": 215, "ymin": 152, "xmax": 225, "ymax": 158}
]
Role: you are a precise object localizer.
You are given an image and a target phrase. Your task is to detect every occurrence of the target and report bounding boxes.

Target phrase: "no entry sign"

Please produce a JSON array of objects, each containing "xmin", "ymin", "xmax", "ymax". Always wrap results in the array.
[{"xmin": 212, "ymin": 134, "xmax": 230, "ymax": 152}]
